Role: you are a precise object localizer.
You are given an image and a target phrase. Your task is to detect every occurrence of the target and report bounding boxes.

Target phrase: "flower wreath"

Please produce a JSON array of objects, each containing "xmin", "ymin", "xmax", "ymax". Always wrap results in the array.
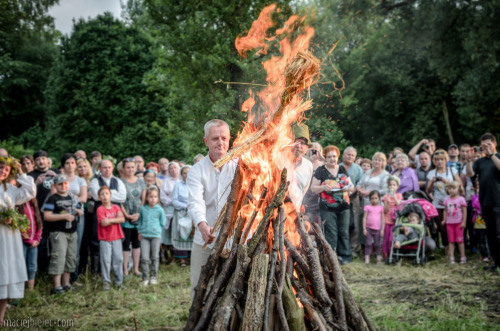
[{"xmin": 0, "ymin": 156, "xmax": 21, "ymax": 183}]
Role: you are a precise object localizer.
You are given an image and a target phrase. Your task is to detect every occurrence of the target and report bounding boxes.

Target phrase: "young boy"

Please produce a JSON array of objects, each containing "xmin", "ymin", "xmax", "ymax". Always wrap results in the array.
[
  {"xmin": 43, "ymin": 174, "xmax": 82, "ymax": 295},
  {"xmin": 393, "ymin": 212, "xmax": 421, "ymax": 249},
  {"xmin": 96, "ymin": 186, "xmax": 125, "ymax": 290}
]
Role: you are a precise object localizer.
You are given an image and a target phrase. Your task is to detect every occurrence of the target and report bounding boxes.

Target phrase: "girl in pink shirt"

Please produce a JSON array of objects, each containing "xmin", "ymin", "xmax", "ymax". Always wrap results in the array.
[
  {"xmin": 363, "ymin": 191, "xmax": 385, "ymax": 264},
  {"xmin": 381, "ymin": 176, "xmax": 403, "ymax": 259},
  {"xmin": 442, "ymin": 181, "xmax": 467, "ymax": 264}
]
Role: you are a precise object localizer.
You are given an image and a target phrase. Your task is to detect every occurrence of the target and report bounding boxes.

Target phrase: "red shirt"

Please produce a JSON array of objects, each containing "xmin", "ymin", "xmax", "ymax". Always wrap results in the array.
[{"xmin": 97, "ymin": 204, "xmax": 124, "ymax": 242}]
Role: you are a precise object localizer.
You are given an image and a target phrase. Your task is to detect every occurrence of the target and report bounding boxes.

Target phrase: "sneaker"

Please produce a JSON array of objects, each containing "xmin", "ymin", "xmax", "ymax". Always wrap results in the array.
[
  {"xmin": 150, "ymin": 277, "xmax": 158, "ymax": 285},
  {"xmin": 460, "ymin": 256, "xmax": 467, "ymax": 264},
  {"xmin": 141, "ymin": 279, "xmax": 149, "ymax": 286},
  {"xmin": 72, "ymin": 281, "xmax": 84, "ymax": 287},
  {"xmin": 365, "ymin": 255, "xmax": 370, "ymax": 265},
  {"xmin": 449, "ymin": 257, "xmax": 455, "ymax": 264},
  {"xmin": 62, "ymin": 285, "xmax": 76, "ymax": 292},
  {"xmin": 482, "ymin": 257, "xmax": 490, "ymax": 263},
  {"xmin": 103, "ymin": 282, "xmax": 111, "ymax": 291},
  {"xmin": 51, "ymin": 287, "xmax": 65, "ymax": 295},
  {"xmin": 376, "ymin": 255, "xmax": 383, "ymax": 264},
  {"xmin": 116, "ymin": 284, "xmax": 125, "ymax": 290}
]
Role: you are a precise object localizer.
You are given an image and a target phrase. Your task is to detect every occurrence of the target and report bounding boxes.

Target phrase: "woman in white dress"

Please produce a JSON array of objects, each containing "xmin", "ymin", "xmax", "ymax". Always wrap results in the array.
[
  {"xmin": 160, "ymin": 162, "xmax": 180, "ymax": 263},
  {"xmin": 0, "ymin": 156, "xmax": 36, "ymax": 325}
]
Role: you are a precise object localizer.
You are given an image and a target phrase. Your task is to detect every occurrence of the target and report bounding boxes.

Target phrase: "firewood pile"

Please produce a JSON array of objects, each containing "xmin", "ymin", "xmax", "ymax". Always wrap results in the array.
[{"xmin": 184, "ymin": 164, "xmax": 375, "ymax": 331}]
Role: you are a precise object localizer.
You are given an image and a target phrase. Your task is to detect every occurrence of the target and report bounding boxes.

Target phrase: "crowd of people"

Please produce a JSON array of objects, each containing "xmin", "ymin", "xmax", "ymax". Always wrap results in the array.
[{"xmin": 0, "ymin": 123, "xmax": 499, "ymax": 325}]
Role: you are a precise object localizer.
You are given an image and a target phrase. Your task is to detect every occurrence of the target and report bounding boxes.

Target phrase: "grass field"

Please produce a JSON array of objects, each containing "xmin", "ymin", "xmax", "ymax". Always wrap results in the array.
[{"xmin": 4, "ymin": 252, "xmax": 500, "ymax": 330}]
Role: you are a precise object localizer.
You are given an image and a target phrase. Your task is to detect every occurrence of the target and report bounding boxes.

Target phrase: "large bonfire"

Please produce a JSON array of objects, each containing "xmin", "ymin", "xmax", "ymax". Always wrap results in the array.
[{"xmin": 185, "ymin": 5, "xmax": 374, "ymax": 331}]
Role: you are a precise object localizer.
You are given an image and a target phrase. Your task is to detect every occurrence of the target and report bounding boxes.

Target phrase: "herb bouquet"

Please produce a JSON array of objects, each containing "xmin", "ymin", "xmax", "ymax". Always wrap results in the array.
[{"xmin": 0, "ymin": 207, "xmax": 29, "ymax": 233}]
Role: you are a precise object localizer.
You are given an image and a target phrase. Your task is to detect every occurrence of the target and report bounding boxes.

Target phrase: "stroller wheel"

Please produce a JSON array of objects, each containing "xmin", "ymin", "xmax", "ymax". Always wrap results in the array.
[
  {"xmin": 420, "ymin": 256, "xmax": 428, "ymax": 265},
  {"xmin": 385, "ymin": 258, "xmax": 391, "ymax": 265}
]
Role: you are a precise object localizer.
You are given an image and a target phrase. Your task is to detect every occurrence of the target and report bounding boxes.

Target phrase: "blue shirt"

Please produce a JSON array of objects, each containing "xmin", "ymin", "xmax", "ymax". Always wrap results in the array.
[
  {"xmin": 339, "ymin": 162, "xmax": 363, "ymax": 186},
  {"xmin": 138, "ymin": 204, "xmax": 166, "ymax": 238}
]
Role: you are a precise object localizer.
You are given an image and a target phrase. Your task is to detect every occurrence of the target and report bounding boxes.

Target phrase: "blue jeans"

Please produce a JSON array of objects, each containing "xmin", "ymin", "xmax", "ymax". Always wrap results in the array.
[
  {"xmin": 321, "ymin": 208, "xmax": 352, "ymax": 262},
  {"xmin": 23, "ymin": 243, "xmax": 38, "ymax": 280},
  {"xmin": 71, "ymin": 214, "xmax": 85, "ymax": 282}
]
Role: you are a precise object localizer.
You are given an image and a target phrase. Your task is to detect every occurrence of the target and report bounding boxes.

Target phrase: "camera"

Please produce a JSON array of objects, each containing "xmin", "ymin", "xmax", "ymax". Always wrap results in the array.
[
  {"xmin": 311, "ymin": 150, "xmax": 317, "ymax": 155},
  {"xmin": 422, "ymin": 144, "xmax": 428, "ymax": 150},
  {"xmin": 474, "ymin": 146, "xmax": 482, "ymax": 152},
  {"xmin": 436, "ymin": 177, "xmax": 442, "ymax": 182}
]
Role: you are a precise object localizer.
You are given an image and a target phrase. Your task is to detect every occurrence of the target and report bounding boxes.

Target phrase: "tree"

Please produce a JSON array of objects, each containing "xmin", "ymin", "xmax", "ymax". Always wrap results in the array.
[
  {"xmin": 0, "ymin": 0, "xmax": 59, "ymax": 138},
  {"xmin": 42, "ymin": 13, "xmax": 170, "ymax": 159},
  {"xmin": 142, "ymin": 0, "xmax": 292, "ymax": 157}
]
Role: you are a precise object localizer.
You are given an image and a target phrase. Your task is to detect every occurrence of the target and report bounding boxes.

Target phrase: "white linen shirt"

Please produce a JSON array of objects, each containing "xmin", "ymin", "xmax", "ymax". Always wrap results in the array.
[
  {"xmin": 291, "ymin": 157, "xmax": 313, "ymax": 210},
  {"xmin": 89, "ymin": 175, "xmax": 127, "ymax": 203},
  {"xmin": 187, "ymin": 155, "xmax": 238, "ymax": 248}
]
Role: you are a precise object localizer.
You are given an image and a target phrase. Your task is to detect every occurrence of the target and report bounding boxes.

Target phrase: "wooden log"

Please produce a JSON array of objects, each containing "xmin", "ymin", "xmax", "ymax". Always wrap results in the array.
[
  {"xmin": 248, "ymin": 169, "xmax": 289, "ymax": 256},
  {"xmin": 295, "ymin": 216, "xmax": 332, "ymax": 308},
  {"xmin": 312, "ymin": 222, "xmax": 347, "ymax": 331},
  {"xmin": 185, "ymin": 162, "xmax": 243, "ymax": 331},
  {"xmin": 282, "ymin": 274, "xmax": 306, "ymax": 331},
  {"xmin": 193, "ymin": 246, "xmax": 239, "ymax": 331},
  {"xmin": 275, "ymin": 207, "xmax": 289, "ymax": 331},
  {"xmin": 263, "ymin": 213, "xmax": 280, "ymax": 331},
  {"xmin": 241, "ymin": 254, "xmax": 269, "ymax": 331},
  {"xmin": 213, "ymin": 245, "xmax": 251, "ymax": 330},
  {"xmin": 294, "ymin": 286, "xmax": 328, "ymax": 331},
  {"xmin": 240, "ymin": 186, "xmax": 268, "ymax": 244},
  {"xmin": 342, "ymin": 284, "xmax": 367, "ymax": 331}
]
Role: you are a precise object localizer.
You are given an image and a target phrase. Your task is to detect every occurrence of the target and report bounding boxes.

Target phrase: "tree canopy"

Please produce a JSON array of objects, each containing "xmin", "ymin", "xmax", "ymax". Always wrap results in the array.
[{"xmin": 1, "ymin": 0, "xmax": 499, "ymax": 160}]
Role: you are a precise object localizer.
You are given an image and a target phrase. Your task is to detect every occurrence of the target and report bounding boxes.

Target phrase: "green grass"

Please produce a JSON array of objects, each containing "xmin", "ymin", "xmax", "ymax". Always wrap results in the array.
[
  {"xmin": 4, "ymin": 253, "xmax": 500, "ymax": 330},
  {"xmin": 344, "ymin": 252, "xmax": 500, "ymax": 331}
]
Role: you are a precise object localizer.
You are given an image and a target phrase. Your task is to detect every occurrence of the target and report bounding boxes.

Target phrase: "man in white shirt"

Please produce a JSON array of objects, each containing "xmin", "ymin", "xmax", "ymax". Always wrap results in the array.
[
  {"xmin": 290, "ymin": 123, "xmax": 313, "ymax": 211},
  {"xmin": 187, "ymin": 119, "xmax": 238, "ymax": 300},
  {"xmin": 88, "ymin": 159, "xmax": 127, "ymax": 274}
]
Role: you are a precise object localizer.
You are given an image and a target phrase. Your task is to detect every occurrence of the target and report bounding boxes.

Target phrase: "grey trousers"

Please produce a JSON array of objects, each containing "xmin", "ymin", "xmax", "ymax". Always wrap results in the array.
[
  {"xmin": 349, "ymin": 195, "xmax": 362, "ymax": 255},
  {"xmin": 190, "ymin": 243, "xmax": 212, "ymax": 301},
  {"xmin": 141, "ymin": 237, "xmax": 161, "ymax": 279},
  {"xmin": 99, "ymin": 239, "xmax": 123, "ymax": 285}
]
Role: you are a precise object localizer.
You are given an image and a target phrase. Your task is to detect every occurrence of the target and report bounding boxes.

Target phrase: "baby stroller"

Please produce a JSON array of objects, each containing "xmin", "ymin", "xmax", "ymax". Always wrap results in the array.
[{"xmin": 387, "ymin": 202, "xmax": 428, "ymax": 266}]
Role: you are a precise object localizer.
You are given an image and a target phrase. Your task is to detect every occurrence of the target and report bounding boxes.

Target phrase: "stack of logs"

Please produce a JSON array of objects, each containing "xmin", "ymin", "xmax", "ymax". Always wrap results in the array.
[{"xmin": 184, "ymin": 163, "xmax": 375, "ymax": 331}]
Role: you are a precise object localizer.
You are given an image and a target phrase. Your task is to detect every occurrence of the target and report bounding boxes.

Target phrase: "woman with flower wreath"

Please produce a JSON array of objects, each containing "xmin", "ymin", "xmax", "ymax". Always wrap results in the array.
[
  {"xmin": 0, "ymin": 156, "xmax": 36, "ymax": 326},
  {"xmin": 310, "ymin": 145, "xmax": 355, "ymax": 264}
]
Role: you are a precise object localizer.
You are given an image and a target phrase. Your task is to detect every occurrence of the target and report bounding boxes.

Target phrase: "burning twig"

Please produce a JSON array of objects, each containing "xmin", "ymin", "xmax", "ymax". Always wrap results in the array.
[
  {"xmin": 239, "ymin": 186, "xmax": 268, "ymax": 244},
  {"xmin": 213, "ymin": 51, "xmax": 320, "ymax": 169}
]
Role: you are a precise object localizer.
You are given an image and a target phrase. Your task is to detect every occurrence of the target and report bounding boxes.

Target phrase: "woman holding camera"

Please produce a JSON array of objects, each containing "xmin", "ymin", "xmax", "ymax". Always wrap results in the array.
[{"xmin": 426, "ymin": 149, "xmax": 463, "ymax": 252}]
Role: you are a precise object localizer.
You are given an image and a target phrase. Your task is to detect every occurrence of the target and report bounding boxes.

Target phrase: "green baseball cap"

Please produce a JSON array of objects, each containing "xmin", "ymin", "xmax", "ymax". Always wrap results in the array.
[{"xmin": 292, "ymin": 123, "xmax": 312, "ymax": 146}]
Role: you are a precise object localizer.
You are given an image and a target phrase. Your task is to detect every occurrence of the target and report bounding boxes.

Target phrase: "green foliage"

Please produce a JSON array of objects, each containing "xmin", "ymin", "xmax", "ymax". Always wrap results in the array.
[
  {"xmin": 306, "ymin": 0, "xmax": 500, "ymax": 154},
  {"xmin": 142, "ymin": 0, "xmax": 292, "ymax": 156},
  {"xmin": 41, "ymin": 13, "xmax": 174, "ymax": 160},
  {"xmin": 0, "ymin": 0, "xmax": 60, "ymax": 137},
  {"xmin": 0, "ymin": 139, "xmax": 33, "ymax": 159}
]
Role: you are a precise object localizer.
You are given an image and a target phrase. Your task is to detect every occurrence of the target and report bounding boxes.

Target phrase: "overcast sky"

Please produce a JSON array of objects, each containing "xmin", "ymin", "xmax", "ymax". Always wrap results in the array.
[{"xmin": 49, "ymin": 0, "xmax": 122, "ymax": 35}]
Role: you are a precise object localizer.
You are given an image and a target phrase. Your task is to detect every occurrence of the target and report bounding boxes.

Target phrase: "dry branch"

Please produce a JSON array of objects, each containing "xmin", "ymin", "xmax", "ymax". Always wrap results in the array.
[{"xmin": 248, "ymin": 169, "xmax": 289, "ymax": 256}]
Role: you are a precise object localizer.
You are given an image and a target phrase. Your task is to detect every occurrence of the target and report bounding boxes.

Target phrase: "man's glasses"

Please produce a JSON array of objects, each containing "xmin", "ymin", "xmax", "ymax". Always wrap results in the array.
[
  {"xmin": 123, "ymin": 158, "xmax": 136, "ymax": 162},
  {"xmin": 294, "ymin": 139, "xmax": 308, "ymax": 146}
]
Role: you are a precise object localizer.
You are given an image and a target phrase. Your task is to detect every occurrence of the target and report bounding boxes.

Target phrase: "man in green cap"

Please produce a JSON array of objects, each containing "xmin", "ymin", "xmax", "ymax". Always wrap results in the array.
[{"xmin": 290, "ymin": 123, "xmax": 314, "ymax": 211}]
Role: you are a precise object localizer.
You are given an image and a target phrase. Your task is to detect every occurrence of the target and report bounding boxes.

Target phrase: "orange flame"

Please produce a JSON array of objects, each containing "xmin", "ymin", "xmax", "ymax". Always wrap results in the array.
[{"xmin": 233, "ymin": 5, "xmax": 316, "ymax": 248}]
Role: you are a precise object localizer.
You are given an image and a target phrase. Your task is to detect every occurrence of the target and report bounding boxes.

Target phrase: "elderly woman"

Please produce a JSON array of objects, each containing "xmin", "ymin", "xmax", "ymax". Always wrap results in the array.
[
  {"xmin": 0, "ymin": 156, "xmax": 36, "ymax": 325},
  {"xmin": 391, "ymin": 153, "xmax": 419, "ymax": 194},
  {"xmin": 160, "ymin": 162, "xmax": 181, "ymax": 264},
  {"xmin": 311, "ymin": 145, "xmax": 355, "ymax": 264},
  {"xmin": 171, "ymin": 165, "xmax": 193, "ymax": 267},
  {"xmin": 303, "ymin": 142, "xmax": 325, "ymax": 223}
]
